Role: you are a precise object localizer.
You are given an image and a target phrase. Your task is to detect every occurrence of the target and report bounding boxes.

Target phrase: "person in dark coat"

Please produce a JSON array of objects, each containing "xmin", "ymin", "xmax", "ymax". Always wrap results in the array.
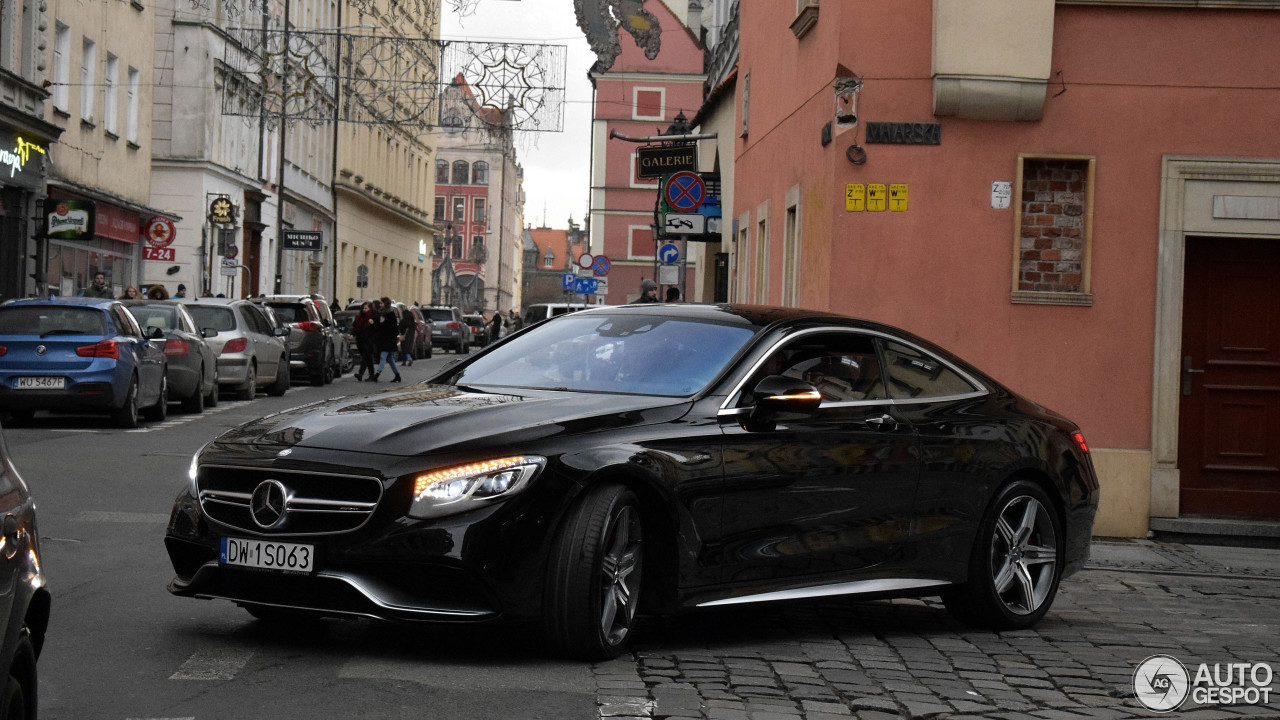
[
  {"xmin": 632, "ymin": 278, "xmax": 659, "ymax": 303},
  {"xmin": 487, "ymin": 310, "xmax": 504, "ymax": 344},
  {"xmin": 83, "ymin": 272, "xmax": 113, "ymax": 298},
  {"xmin": 352, "ymin": 301, "xmax": 378, "ymax": 381},
  {"xmin": 398, "ymin": 304, "xmax": 416, "ymax": 366},
  {"xmin": 372, "ymin": 296, "xmax": 402, "ymax": 382}
]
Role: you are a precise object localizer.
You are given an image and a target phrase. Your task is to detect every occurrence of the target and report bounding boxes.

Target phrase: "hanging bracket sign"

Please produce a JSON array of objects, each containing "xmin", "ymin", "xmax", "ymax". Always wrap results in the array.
[{"xmin": 637, "ymin": 144, "xmax": 696, "ymax": 178}]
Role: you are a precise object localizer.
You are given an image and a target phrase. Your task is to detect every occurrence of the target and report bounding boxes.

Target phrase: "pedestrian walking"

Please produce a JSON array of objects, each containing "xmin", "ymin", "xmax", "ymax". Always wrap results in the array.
[
  {"xmin": 174, "ymin": 283, "xmax": 188, "ymax": 298},
  {"xmin": 508, "ymin": 308, "xmax": 522, "ymax": 332},
  {"xmin": 147, "ymin": 284, "xmax": 170, "ymax": 300},
  {"xmin": 632, "ymin": 278, "xmax": 659, "ymax": 303},
  {"xmin": 83, "ymin": 272, "xmax": 113, "ymax": 298},
  {"xmin": 665, "ymin": 286, "xmax": 681, "ymax": 302},
  {"xmin": 487, "ymin": 310, "xmax": 504, "ymax": 343},
  {"xmin": 119, "ymin": 286, "xmax": 141, "ymax": 300},
  {"xmin": 352, "ymin": 301, "xmax": 378, "ymax": 381},
  {"xmin": 372, "ymin": 296, "xmax": 402, "ymax": 383}
]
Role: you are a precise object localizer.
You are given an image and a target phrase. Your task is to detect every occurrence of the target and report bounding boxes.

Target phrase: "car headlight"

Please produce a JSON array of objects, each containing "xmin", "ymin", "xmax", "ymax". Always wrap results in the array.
[
  {"xmin": 408, "ymin": 456, "xmax": 545, "ymax": 520},
  {"xmin": 187, "ymin": 441, "xmax": 211, "ymax": 494}
]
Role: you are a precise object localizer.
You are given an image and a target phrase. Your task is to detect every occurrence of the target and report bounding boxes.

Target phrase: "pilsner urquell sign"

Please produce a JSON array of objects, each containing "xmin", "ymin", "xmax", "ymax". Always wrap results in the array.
[{"xmin": 44, "ymin": 199, "xmax": 96, "ymax": 241}]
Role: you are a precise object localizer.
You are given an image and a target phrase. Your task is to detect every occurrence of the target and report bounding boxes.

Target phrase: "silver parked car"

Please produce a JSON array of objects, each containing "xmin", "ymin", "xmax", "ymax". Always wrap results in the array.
[
  {"xmin": 176, "ymin": 299, "xmax": 290, "ymax": 400},
  {"xmin": 422, "ymin": 305, "xmax": 469, "ymax": 354},
  {"xmin": 124, "ymin": 301, "xmax": 219, "ymax": 413}
]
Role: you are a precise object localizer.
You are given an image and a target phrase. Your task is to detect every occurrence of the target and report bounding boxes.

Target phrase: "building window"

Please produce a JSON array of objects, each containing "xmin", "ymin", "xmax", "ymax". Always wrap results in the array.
[
  {"xmin": 632, "ymin": 87, "xmax": 664, "ymax": 121},
  {"xmin": 452, "ymin": 196, "xmax": 466, "ymax": 223},
  {"xmin": 543, "ymin": 248, "xmax": 555, "ymax": 268},
  {"xmin": 1011, "ymin": 155, "xmax": 1095, "ymax": 306},
  {"xmin": 781, "ymin": 187, "xmax": 800, "ymax": 306},
  {"xmin": 103, "ymin": 53, "xmax": 119, "ymax": 135},
  {"xmin": 436, "ymin": 159, "xmax": 450, "ymax": 184},
  {"xmin": 791, "ymin": 0, "xmax": 819, "ymax": 38},
  {"xmin": 125, "ymin": 66, "xmax": 139, "ymax": 142},
  {"xmin": 52, "ymin": 22, "xmax": 70, "ymax": 111},
  {"xmin": 755, "ymin": 217, "xmax": 769, "ymax": 303},
  {"xmin": 472, "ymin": 161, "xmax": 489, "ymax": 185},
  {"xmin": 80, "ymin": 37, "xmax": 96, "ymax": 122},
  {"xmin": 452, "ymin": 160, "xmax": 469, "ymax": 184},
  {"xmin": 473, "ymin": 198, "xmax": 486, "ymax": 224},
  {"xmin": 434, "ymin": 196, "xmax": 445, "ymax": 222}
]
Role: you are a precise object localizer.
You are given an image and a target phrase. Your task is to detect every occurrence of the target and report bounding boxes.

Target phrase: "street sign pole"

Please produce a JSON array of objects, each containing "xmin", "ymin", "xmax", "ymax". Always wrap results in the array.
[{"xmin": 680, "ymin": 235, "xmax": 688, "ymax": 301}]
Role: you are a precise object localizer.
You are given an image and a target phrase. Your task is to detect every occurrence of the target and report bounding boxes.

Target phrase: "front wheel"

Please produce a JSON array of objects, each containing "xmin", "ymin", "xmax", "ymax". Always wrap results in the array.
[
  {"xmin": 182, "ymin": 365, "xmax": 206, "ymax": 414},
  {"xmin": 943, "ymin": 480, "xmax": 1062, "ymax": 630},
  {"xmin": 143, "ymin": 376, "xmax": 169, "ymax": 421},
  {"xmin": 111, "ymin": 376, "xmax": 140, "ymax": 428},
  {"xmin": 544, "ymin": 484, "xmax": 644, "ymax": 660}
]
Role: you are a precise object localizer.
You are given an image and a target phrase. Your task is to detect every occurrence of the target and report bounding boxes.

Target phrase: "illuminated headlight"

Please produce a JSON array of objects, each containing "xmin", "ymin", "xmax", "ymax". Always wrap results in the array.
[
  {"xmin": 409, "ymin": 456, "xmax": 545, "ymax": 519},
  {"xmin": 187, "ymin": 442, "xmax": 210, "ymax": 493}
]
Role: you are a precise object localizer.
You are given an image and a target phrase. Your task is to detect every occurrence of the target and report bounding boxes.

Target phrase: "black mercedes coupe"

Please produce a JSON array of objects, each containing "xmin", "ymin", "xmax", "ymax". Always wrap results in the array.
[{"xmin": 165, "ymin": 304, "xmax": 1099, "ymax": 660}]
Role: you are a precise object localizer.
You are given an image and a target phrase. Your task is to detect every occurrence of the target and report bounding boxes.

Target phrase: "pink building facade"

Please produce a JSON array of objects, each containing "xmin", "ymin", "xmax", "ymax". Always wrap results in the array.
[
  {"xmin": 727, "ymin": 1, "xmax": 1280, "ymax": 536},
  {"xmin": 589, "ymin": 1, "xmax": 704, "ymax": 304}
]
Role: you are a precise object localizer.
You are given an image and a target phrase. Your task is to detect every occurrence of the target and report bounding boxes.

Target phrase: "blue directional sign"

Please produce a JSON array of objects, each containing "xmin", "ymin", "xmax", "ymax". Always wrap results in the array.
[
  {"xmin": 562, "ymin": 273, "xmax": 576, "ymax": 290},
  {"xmin": 658, "ymin": 242, "xmax": 680, "ymax": 264},
  {"xmin": 573, "ymin": 277, "xmax": 598, "ymax": 294}
]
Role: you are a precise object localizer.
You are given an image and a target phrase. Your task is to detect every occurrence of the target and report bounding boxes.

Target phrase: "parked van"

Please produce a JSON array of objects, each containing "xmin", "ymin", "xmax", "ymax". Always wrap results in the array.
[{"xmin": 521, "ymin": 302, "xmax": 588, "ymax": 326}]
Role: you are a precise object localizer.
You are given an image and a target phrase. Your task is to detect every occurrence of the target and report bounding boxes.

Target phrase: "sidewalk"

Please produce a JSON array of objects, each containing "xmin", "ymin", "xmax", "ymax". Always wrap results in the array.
[{"xmin": 1088, "ymin": 537, "xmax": 1280, "ymax": 578}]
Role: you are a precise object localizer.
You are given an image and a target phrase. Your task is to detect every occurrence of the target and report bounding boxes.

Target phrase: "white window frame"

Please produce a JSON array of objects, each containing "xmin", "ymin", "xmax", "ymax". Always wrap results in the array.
[
  {"xmin": 103, "ymin": 53, "xmax": 119, "ymax": 135},
  {"xmin": 631, "ymin": 86, "xmax": 666, "ymax": 121},
  {"xmin": 52, "ymin": 22, "xmax": 70, "ymax": 111},
  {"xmin": 125, "ymin": 66, "xmax": 139, "ymax": 142},
  {"xmin": 80, "ymin": 37, "xmax": 96, "ymax": 122}
]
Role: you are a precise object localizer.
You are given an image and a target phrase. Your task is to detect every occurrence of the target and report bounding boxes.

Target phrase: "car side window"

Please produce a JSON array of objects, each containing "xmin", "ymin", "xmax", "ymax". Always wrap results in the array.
[
  {"xmin": 239, "ymin": 305, "xmax": 267, "ymax": 336},
  {"xmin": 112, "ymin": 306, "xmax": 143, "ymax": 337},
  {"xmin": 880, "ymin": 340, "xmax": 978, "ymax": 399},
  {"xmin": 738, "ymin": 332, "xmax": 887, "ymax": 405}
]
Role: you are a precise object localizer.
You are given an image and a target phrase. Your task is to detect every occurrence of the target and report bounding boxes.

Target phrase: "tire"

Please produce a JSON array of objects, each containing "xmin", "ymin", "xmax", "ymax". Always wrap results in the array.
[
  {"xmin": 182, "ymin": 365, "xmax": 206, "ymax": 414},
  {"xmin": 205, "ymin": 367, "xmax": 219, "ymax": 408},
  {"xmin": 461, "ymin": 339, "xmax": 470, "ymax": 355},
  {"xmin": 943, "ymin": 480, "xmax": 1063, "ymax": 630},
  {"xmin": 0, "ymin": 629, "xmax": 34, "ymax": 720},
  {"xmin": 310, "ymin": 354, "xmax": 328, "ymax": 387},
  {"xmin": 544, "ymin": 485, "xmax": 644, "ymax": 661},
  {"xmin": 111, "ymin": 375, "xmax": 140, "ymax": 428},
  {"xmin": 267, "ymin": 358, "xmax": 291, "ymax": 397},
  {"xmin": 143, "ymin": 376, "xmax": 169, "ymax": 421},
  {"xmin": 236, "ymin": 363, "xmax": 257, "ymax": 401}
]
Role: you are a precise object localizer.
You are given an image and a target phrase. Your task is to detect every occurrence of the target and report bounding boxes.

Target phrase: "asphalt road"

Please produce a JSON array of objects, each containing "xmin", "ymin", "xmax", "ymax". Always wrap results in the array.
[{"xmin": 5, "ymin": 347, "xmax": 597, "ymax": 720}]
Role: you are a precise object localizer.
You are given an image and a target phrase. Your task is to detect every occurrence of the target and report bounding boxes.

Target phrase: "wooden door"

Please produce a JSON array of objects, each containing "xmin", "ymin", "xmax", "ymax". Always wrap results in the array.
[{"xmin": 1179, "ymin": 237, "xmax": 1280, "ymax": 517}]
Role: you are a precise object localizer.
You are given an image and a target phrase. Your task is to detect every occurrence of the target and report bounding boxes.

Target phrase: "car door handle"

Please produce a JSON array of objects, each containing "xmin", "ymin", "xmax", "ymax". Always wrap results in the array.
[{"xmin": 865, "ymin": 414, "xmax": 898, "ymax": 431}]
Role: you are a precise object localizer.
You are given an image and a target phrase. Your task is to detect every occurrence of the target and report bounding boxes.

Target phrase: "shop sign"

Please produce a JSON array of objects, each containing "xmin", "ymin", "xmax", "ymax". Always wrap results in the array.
[
  {"xmin": 637, "ymin": 144, "xmax": 696, "ymax": 178},
  {"xmin": 44, "ymin": 199, "xmax": 95, "ymax": 241},
  {"xmin": 1, "ymin": 136, "xmax": 47, "ymax": 190},
  {"xmin": 96, "ymin": 203, "xmax": 141, "ymax": 244},
  {"xmin": 282, "ymin": 229, "xmax": 322, "ymax": 251},
  {"xmin": 864, "ymin": 122, "xmax": 941, "ymax": 145},
  {"xmin": 143, "ymin": 246, "xmax": 175, "ymax": 261},
  {"xmin": 209, "ymin": 196, "xmax": 236, "ymax": 225},
  {"xmin": 146, "ymin": 216, "xmax": 177, "ymax": 247}
]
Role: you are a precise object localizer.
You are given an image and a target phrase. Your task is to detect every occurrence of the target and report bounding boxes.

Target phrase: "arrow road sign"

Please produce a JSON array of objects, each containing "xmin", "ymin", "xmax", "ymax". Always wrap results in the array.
[
  {"xmin": 664, "ymin": 171, "xmax": 706, "ymax": 212},
  {"xmin": 659, "ymin": 242, "xmax": 680, "ymax": 264}
]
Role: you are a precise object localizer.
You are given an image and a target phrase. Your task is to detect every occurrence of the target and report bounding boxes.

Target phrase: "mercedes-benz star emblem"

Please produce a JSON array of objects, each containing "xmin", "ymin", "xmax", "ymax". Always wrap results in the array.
[
  {"xmin": 250, "ymin": 479, "xmax": 289, "ymax": 529},
  {"xmin": 35, "ymin": 345, "xmax": 46, "ymax": 356}
]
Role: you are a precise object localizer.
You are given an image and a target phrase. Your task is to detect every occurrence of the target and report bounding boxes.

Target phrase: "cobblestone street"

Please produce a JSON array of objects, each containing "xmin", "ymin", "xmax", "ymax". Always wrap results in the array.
[{"xmin": 592, "ymin": 540, "xmax": 1280, "ymax": 720}]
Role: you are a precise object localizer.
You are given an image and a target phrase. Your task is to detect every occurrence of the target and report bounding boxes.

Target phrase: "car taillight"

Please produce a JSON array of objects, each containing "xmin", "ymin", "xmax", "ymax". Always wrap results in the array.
[
  {"xmin": 446, "ymin": 322, "xmax": 460, "ymax": 329},
  {"xmin": 76, "ymin": 339, "xmax": 120, "ymax": 359},
  {"xmin": 164, "ymin": 339, "xmax": 190, "ymax": 356},
  {"xmin": 222, "ymin": 338, "xmax": 248, "ymax": 354},
  {"xmin": 294, "ymin": 321, "xmax": 321, "ymax": 333},
  {"xmin": 0, "ymin": 346, "xmax": 6, "ymax": 356},
  {"xmin": 1071, "ymin": 431, "xmax": 1090, "ymax": 453}
]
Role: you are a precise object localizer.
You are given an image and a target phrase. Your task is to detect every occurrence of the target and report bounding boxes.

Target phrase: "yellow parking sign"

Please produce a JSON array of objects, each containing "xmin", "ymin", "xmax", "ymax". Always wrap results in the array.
[
  {"xmin": 845, "ymin": 184, "xmax": 865, "ymax": 212},
  {"xmin": 867, "ymin": 184, "xmax": 887, "ymax": 212},
  {"xmin": 889, "ymin": 184, "xmax": 908, "ymax": 212}
]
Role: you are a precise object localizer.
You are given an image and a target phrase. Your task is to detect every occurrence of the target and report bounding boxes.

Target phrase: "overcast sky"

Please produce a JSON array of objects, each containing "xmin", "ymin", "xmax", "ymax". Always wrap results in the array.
[{"xmin": 441, "ymin": 0, "xmax": 596, "ymax": 232}]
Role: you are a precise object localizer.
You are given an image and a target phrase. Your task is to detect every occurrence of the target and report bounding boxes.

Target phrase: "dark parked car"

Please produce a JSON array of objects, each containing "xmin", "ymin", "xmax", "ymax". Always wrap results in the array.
[
  {"xmin": 422, "ymin": 305, "xmax": 468, "ymax": 353},
  {"xmin": 257, "ymin": 295, "xmax": 342, "ymax": 387},
  {"xmin": 333, "ymin": 310, "xmax": 359, "ymax": 373},
  {"xmin": 0, "ymin": 297, "xmax": 168, "ymax": 427},
  {"xmin": 0, "ymin": 423, "xmax": 49, "ymax": 716},
  {"xmin": 176, "ymin": 299, "xmax": 290, "ymax": 401},
  {"xmin": 125, "ymin": 301, "xmax": 219, "ymax": 413},
  {"xmin": 164, "ymin": 305, "xmax": 1098, "ymax": 660},
  {"xmin": 404, "ymin": 305, "xmax": 431, "ymax": 359}
]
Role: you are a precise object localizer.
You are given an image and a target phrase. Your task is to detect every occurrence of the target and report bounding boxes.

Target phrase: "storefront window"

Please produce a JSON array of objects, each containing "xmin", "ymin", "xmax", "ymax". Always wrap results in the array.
[{"xmin": 46, "ymin": 238, "xmax": 135, "ymax": 297}]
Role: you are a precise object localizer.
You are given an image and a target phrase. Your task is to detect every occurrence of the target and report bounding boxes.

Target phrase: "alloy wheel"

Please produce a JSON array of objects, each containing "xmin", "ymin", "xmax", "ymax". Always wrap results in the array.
[
  {"xmin": 988, "ymin": 495, "xmax": 1058, "ymax": 615},
  {"xmin": 599, "ymin": 504, "xmax": 643, "ymax": 646}
]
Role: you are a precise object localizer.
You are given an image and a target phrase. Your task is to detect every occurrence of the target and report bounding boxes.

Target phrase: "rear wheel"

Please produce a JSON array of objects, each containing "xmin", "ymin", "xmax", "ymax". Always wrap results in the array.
[
  {"xmin": 111, "ymin": 376, "xmax": 140, "ymax": 428},
  {"xmin": 143, "ymin": 376, "xmax": 169, "ymax": 421},
  {"xmin": 0, "ymin": 629, "xmax": 34, "ymax": 720},
  {"xmin": 544, "ymin": 484, "xmax": 644, "ymax": 660},
  {"xmin": 182, "ymin": 365, "xmax": 206, "ymax": 414},
  {"xmin": 236, "ymin": 364, "xmax": 257, "ymax": 401},
  {"xmin": 267, "ymin": 358, "xmax": 291, "ymax": 397},
  {"xmin": 205, "ymin": 367, "xmax": 219, "ymax": 408},
  {"xmin": 943, "ymin": 480, "xmax": 1062, "ymax": 630}
]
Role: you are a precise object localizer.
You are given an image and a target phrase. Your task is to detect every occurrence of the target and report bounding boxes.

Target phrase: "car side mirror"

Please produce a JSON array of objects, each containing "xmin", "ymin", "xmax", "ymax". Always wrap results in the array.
[
  {"xmin": 146, "ymin": 326, "xmax": 165, "ymax": 340},
  {"xmin": 750, "ymin": 375, "xmax": 823, "ymax": 420},
  {"xmin": 273, "ymin": 327, "xmax": 290, "ymax": 337},
  {"xmin": 201, "ymin": 327, "xmax": 217, "ymax": 338}
]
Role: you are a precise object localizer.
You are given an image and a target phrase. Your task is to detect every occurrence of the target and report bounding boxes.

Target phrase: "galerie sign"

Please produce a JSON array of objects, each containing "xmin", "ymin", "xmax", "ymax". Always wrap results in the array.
[{"xmin": 44, "ymin": 199, "xmax": 96, "ymax": 241}]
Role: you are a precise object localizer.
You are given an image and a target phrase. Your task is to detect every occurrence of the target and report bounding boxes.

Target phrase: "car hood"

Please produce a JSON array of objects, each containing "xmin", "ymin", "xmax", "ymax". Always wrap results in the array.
[{"xmin": 213, "ymin": 383, "xmax": 692, "ymax": 456}]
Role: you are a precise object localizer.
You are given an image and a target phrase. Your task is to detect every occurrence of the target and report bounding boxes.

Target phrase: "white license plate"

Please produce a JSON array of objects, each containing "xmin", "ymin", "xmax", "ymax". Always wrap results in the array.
[
  {"xmin": 15, "ymin": 376, "xmax": 64, "ymax": 390},
  {"xmin": 220, "ymin": 537, "xmax": 315, "ymax": 573}
]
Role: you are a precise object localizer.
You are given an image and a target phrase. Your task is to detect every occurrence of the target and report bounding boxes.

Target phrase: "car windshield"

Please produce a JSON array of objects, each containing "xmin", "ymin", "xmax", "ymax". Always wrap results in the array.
[
  {"xmin": 0, "ymin": 306, "xmax": 107, "ymax": 336},
  {"xmin": 127, "ymin": 306, "xmax": 177, "ymax": 332},
  {"xmin": 268, "ymin": 304, "xmax": 305, "ymax": 323},
  {"xmin": 185, "ymin": 305, "xmax": 237, "ymax": 332},
  {"xmin": 427, "ymin": 309, "xmax": 454, "ymax": 322},
  {"xmin": 452, "ymin": 313, "xmax": 757, "ymax": 396}
]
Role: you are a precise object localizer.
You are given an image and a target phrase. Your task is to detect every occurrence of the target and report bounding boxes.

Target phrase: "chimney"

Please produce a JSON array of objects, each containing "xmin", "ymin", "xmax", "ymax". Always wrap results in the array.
[{"xmin": 687, "ymin": 0, "xmax": 704, "ymax": 43}]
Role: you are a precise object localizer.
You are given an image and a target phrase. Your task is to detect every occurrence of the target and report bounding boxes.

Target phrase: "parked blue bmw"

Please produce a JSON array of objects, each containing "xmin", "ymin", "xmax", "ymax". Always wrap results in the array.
[{"xmin": 0, "ymin": 298, "xmax": 168, "ymax": 428}]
